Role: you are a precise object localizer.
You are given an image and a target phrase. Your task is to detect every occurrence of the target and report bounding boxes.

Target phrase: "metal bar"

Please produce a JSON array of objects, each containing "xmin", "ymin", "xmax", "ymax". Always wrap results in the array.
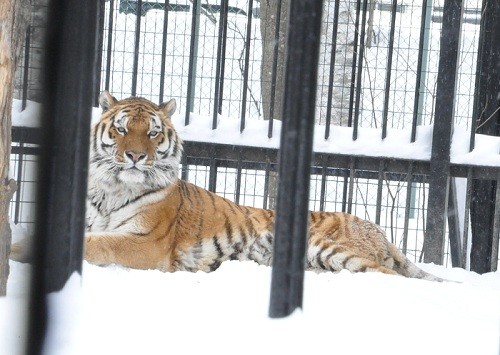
[
  {"xmin": 181, "ymin": 152, "xmax": 189, "ymax": 181},
  {"xmin": 461, "ymin": 168, "xmax": 472, "ymax": 269},
  {"xmin": 131, "ymin": 0, "xmax": 143, "ymax": 96},
  {"xmin": 208, "ymin": 157, "xmax": 217, "ymax": 192},
  {"xmin": 341, "ymin": 170, "xmax": 348, "ymax": 212},
  {"xmin": 263, "ymin": 160, "xmax": 271, "ymax": 209},
  {"xmin": 267, "ymin": 0, "xmax": 283, "ymax": 139},
  {"xmin": 381, "ymin": 0, "xmax": 398, "ymax": 140},
  {"xmin": 235, "ymin": 159, "xmax": 242, "ymax": 204},
  {"xmin": 491, "ymin": 177, "xmax": 500, "ymax": 271},
  {"xmin": 240, "ymin": 0, "xmax": 254, "ymax": 133},
  {"xmin": 185, "ymin": 0, "xmax": 201, "ymax": 125},
  {"xmin": 14, "ymin": 143, "xmax": 24, "ymax": 224},
  {"xmin": 447, "ymin": 178, "xmax": 462, "ymax": 267},
  {"xmin": 411, "ymin": 0, "xmax": 432, "ymax": 142},
  {"xmin": 469, "ymin": 0, "xmax": 500, "ymax": 274},
  {"xmin": 159, "ymin": 0, "xmax": 170, "ymax": 103},
  {"xmin": 104, "ymin": 0, "xmax": 115, "ymax": 91},
  {"xmin": 402, "ymin": 162, "xmax": 414, "ymax": 255},
  {"xmin": 93, "ymin": 0, "xmax": 106, "ymax": 105},
  {"xmin": 324, "ymin": 0, "xmax": 341, "ymax": 139},
  {"xmin": 21, "ymin": 26, "xmax": 31, "ymax": 110},
  {"xmin": 469, "ymin": 0, "xmax": 489, "ymax": 152},
  {"xmin": 352, "ymin": 0, "xmax": 369, "ymax": 141},
  {"xmin": 347, "ymin": 158, "xmax": 356, "ymax": 214},
  {"xmin": 269, "ymin": 0, "xmax": 323, "ymax": 319},
  {"xmin": 375, "ymin": 160, "xmax": 384, "ymax": 225},
  {"xmin": 212, "ymin": 0, "xmax": 229, "ymax": 129},
  {"xmin": 347, "ymin": 0, "xmax": 362, "ymax": 127},
  {"xmin": 423, "ymin": 0, "xmax": 463, "ymax": 265},
  {"xmin": 27, "ymin": 1, "xmax": 98, "ymax": 354},
  {"xmin": 217, "ymin": 0, "xmax": 229, "ymax": 114},
  {"xmin": 319, "ymin": 164, "xmax": 327, "ymax": 212}
]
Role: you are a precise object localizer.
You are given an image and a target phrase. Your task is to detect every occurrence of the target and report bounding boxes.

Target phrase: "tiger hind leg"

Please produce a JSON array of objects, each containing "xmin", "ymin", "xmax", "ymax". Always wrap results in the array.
[{"xmin": 307, "ymin": 244, "xmax": 399, "ymax": 276}]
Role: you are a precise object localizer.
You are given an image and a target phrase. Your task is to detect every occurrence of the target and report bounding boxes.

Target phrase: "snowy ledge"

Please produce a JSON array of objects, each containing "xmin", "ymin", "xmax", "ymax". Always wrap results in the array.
[{"xmin": 11, "ymin": 99, "xmax": 500, "ymax": 168}]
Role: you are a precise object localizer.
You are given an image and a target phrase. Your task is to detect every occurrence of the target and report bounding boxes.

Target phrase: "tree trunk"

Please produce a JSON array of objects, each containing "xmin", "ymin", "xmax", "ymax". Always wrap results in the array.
[
  {"xmin": 259, "ymin": 0, "xmax": 289, "ymax": 123},
  {"xmin": 0, "ymin": 0, "xmax": 30, "ymax": 296}
]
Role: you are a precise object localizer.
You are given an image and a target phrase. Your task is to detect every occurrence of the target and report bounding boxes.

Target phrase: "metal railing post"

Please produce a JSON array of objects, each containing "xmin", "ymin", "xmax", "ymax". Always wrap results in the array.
[
  {"xmin": 27, "ymin": 0, "xmax": 98, "ymax": 353},
  {"xmin": 423, "ymin": 0, "xmax": 463, "ymax": 265},
  {"xmin": 269, "ymin": 0, "xmax": 323, "ymax": 319}
]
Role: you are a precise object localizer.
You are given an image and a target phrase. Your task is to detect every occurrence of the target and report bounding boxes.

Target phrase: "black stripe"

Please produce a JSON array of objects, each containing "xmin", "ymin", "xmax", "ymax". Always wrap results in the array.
[
  {"xmin": 224, "ymin": 216, "xmax": 233, "ymax": 243},
  {"xmin": 109, "ymin": 189, "xmax": 160, "ymax": 214},
  {"xmin": 207, "ymin": 191, "xmax": 217, "ymax": 210},
  {"xmin": 229, "ymin": 242, "xmax": 243, "ymax": 259},
  {"xmin": 213, "ymin": 237, "xmax": 224, "ymax": 258},
  {"xmin": 342, "ymin": 254, "xmax": 356, "ymax": 268},
  {"xmin": 208, "ymin": 260, "xmax": 222, "ymax": 272},
  {"xmin": 316, "ymin": 254, "xmax": 327, "ymax": 269}
]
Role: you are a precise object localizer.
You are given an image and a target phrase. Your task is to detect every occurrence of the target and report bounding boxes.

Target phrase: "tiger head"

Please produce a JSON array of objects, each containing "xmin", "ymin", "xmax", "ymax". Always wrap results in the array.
[{"xmin": 90, "ymin": 91, "xmax": 183, "ymax": 188}]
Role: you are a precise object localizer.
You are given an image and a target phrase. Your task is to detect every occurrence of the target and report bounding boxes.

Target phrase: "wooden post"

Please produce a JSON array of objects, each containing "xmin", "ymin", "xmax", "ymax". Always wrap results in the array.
[{"xmin": 0, "ymin": 0, "xmax": 30, "ymax": 296}]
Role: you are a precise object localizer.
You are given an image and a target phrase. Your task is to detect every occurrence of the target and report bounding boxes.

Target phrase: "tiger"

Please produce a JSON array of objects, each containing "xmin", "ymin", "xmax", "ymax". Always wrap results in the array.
[{"xmin": 11, "ymin": 91, "xmax": 443, "ymax": 282}]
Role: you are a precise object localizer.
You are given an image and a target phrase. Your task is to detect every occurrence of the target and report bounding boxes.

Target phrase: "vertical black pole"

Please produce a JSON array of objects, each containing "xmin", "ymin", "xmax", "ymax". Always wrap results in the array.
[
  {"xmin": 267, "ymin": 0, "xmax": 283, "ymax": 139},
  {"xmin": 212, "ymin": 0, "xmax": 229, "ymax": 129},
  {"xmin": 352, "ymin": 0, "xmax": 369, "ymax": 141},
  {"xmin": 411, "ymin": 0, "xmax": 431, "ymax": 142},
  {"xmin": 347, "ymin": 0, "xmax": 362, "ymax": 128},
  {"xmin": 27, "ymin": 0, "xmax": 98, "ymax": 354},
  {"xmin": 324, "ymin": 0, "xmax": 340, "ymax": 140},
  {"xmin": 185, "ymin": 0, "xmax": 200, "ymax": 125},
  {"xmin": 469, "ymin": 0, "xmax": 500, "ymax": 273},
  {"xmin": 93, "ymin": 0, "xmax": 106, "ymax": 106},
  {"xmin": 269, "ymin": 0, "xmax": 323, "ymax": 318},
  {"xmin": 423, "ymin": 0, "xmax": 463, "ymax": 265},
  {"xmin": 104, "ymin": 0, "xmax": 115, "ymax": 92},
  {"xmin": 159, "ymin": 0, "xmax": 170, "ymax": 103},
  {"xmin": 240, "ymin": 0, "xmax": 254, "ymax": 133},
  {"xmin": 131, "ymin": 0, "xmax": 143, "ymax": 96},
  {"xmin": 381, "ymin": 0, "xmax": 398, "ymax": 139}
]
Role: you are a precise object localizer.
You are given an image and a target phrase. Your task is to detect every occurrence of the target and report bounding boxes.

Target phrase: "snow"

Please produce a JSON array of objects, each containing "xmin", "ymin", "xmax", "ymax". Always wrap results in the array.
[
  {"xmin": 2, "ymin": 260, "xmax": 500, "ymax": 355},
  {"xmin": 12, "ymin": 99, "xmax": 500, "ymax": 168}
]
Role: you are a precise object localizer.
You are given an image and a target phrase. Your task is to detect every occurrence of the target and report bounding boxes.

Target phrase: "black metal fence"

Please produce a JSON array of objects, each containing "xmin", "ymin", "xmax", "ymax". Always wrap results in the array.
[{"xmin": 10, "ymin": 0, "xmax": 500, "ymax": 271}]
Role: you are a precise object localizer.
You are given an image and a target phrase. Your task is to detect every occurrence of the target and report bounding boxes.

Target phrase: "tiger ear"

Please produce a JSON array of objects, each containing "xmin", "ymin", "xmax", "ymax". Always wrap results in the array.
[
  {"xmin": 160, "ymin": 99, "xmax": 176, "ymax": 118},
  {"xmin": 99, "ymin": 91, "xmax": 118, "ymax": 112}
]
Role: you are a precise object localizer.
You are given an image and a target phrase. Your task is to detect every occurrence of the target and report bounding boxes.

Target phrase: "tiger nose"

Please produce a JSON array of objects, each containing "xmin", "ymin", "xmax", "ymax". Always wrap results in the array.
[{"xmin": 125, "ymin": 151, "xmax": 147, "ymax": 163}]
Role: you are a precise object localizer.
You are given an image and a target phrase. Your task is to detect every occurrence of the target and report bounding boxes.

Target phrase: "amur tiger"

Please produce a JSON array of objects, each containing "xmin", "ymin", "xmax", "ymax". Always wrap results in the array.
[{"xmin": 11, "ymin": 91, "xmax": 443, "ymax": 282}]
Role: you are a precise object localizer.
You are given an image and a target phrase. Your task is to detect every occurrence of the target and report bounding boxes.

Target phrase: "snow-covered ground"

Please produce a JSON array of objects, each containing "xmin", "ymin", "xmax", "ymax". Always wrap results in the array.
[{"xmin": 2, "ymin": 259, "xmax": 500, "ymax": 355}]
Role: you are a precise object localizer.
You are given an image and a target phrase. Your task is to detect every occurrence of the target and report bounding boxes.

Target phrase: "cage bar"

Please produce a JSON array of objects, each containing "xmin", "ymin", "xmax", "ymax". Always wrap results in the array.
[
  {"xmin": 186, "ymin": 0, "xmax": 200, "ymax": 125},
  {"xmin": 212, "ymin": 0, "xmax": 229, "ymax": 129},
  {"xmin": 324, "ymin": 0, "xmax": 341, "ymax": 140},
  {"xmin": 375, "ymin": 160, "xmax": 384, "ymax": 225},
  {"xmin": 347, "ymin": 0, "xmax": 362, "ymax": 128},
  {"xmin": 104, "ymin": 0, "xmax": 115, "ymax": 91},
  {"xmin": 423, "ymin": 0, "xmax": 463, "ymax": 265},
  {"xmin": 411, "ymin": 0, "xmax": 432, "ymax": 142},
  {"xmin": 352, "ymin": 0, "xmax": 369, "ymax": 141},
  {"xmin": 267, "ymin": 0, "xmax": 283, "ymax": 139},
  {"xmin": 240, "ymin": 0, "xmax": 254, "ymax": 133},
  {"xmin": 269, "ymin": 0, "xmax": 323, "ymax": 318},
  {"xmin": 131, "ymin": 0, "xmax": 143, "ymax": 96},
  {"xmin": 381, "ymin": 0, "xmax": 398, "ymax": 140},
  {"xmin": 159, "ymin": 0, "xmax": 170, "ymax": 103},
  {"xmin": 402, "ymin": 163, "xmax": 414, "ymax": 255},
  {"xmin": 26, "ymin": 0, "xmax": 99, "ymax": 353}
]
